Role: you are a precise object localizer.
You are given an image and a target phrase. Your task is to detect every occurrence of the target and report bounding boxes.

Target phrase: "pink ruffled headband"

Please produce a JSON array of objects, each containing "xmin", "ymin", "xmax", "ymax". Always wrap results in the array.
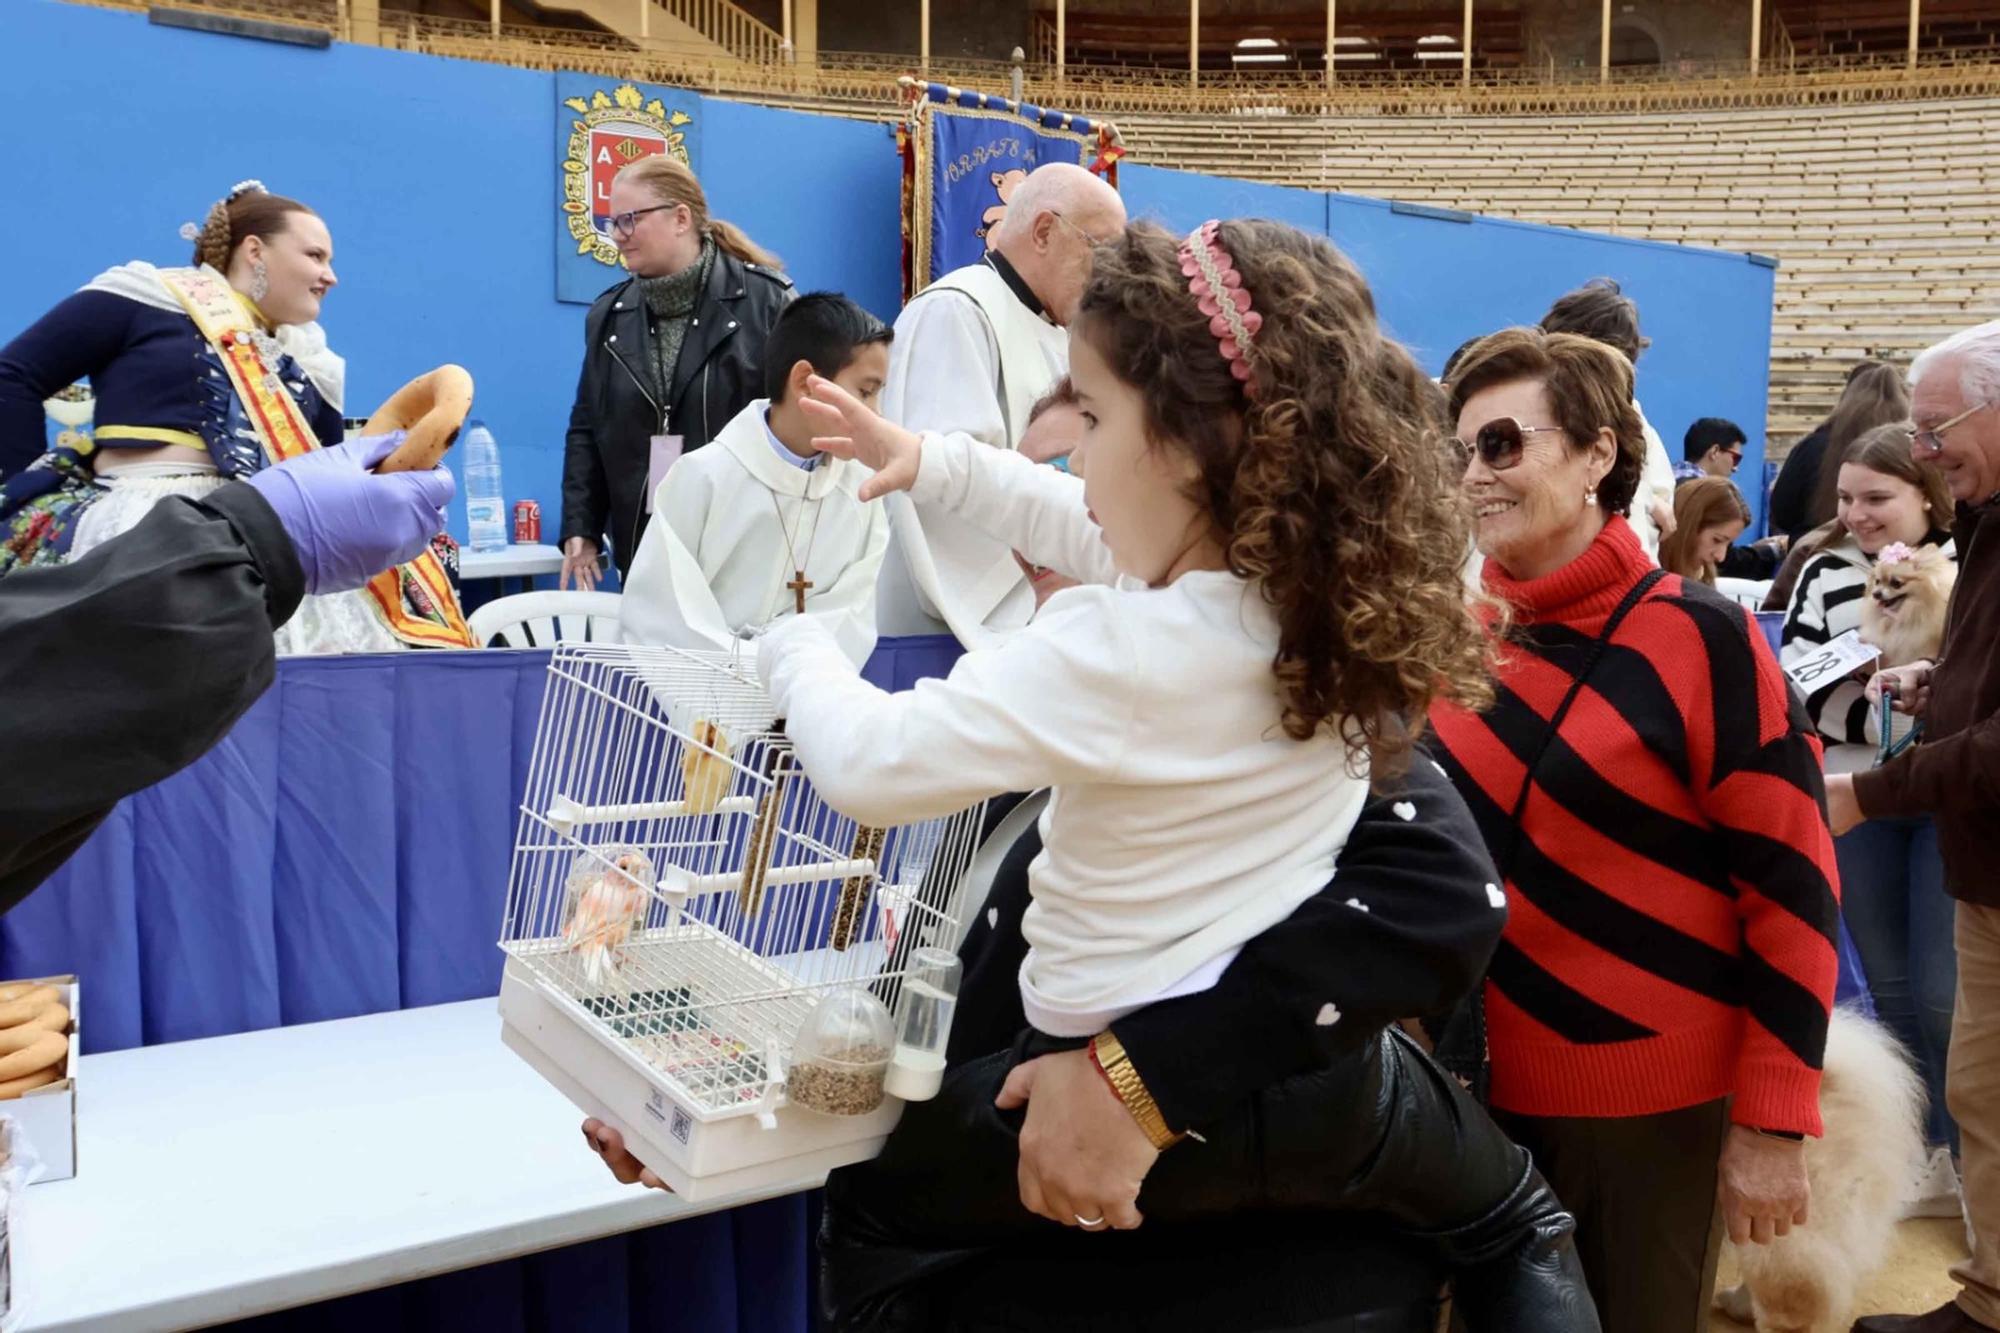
[{"xmin": 1178, "ymin": 219, "xmax": 1261, "ymax": 397}]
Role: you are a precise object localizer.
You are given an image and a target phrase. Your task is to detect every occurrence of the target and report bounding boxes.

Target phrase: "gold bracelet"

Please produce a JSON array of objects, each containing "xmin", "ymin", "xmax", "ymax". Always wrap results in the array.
[{"xmin": 1090, "ymin": 1031, "xmax": 1184, "ymax": 1151}]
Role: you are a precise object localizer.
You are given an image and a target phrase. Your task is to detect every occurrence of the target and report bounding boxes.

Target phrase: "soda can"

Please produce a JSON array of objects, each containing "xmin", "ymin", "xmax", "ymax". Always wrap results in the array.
[{"xmin": 513, "ymin": 499, "xmax": 541, "ymax": 544}]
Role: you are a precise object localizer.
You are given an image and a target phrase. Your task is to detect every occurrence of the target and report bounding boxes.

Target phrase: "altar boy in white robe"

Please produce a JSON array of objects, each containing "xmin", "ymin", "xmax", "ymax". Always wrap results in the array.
[{"xmin": 619, "ymin": 294, "xmax": 892, "ymax": 665}]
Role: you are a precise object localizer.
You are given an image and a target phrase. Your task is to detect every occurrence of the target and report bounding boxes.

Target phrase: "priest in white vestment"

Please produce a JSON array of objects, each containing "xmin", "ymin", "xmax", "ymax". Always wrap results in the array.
[
  {"xmin": 620, "ymin": 294, "xmax": 893, "ymax": 666},
  {"xmin": 876, "ymin": 162, "xmax": 1126, "ymax": 649}
]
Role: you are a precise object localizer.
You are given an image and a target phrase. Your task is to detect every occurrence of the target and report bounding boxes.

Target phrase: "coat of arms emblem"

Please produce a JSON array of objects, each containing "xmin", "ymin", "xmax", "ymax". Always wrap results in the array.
[{"xmin": 561, "ymin": 83, "xmax": 695, "ymax": 268}]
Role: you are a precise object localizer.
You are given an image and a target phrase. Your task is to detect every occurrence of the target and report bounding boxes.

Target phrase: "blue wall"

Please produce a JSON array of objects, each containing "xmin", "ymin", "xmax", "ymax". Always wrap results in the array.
[
  {"xmin": 1120, "ymin": 163, "xmax": 1329, "ymax": 237},
  {"xmin": 1326, "ymin": 192, "xmax": 1776, "ymax": 526},
  {"xmin": 1, "ymin": 1, "xmax": 1775, "ymax": 537},
  {"xmin": 1121, "ymin": 164, "xmax": 1778, "ymax": 528}
]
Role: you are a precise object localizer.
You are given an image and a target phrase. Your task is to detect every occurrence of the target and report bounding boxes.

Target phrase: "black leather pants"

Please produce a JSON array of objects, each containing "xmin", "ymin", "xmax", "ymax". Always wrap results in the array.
[{"xmin": 819, "ymin": 1025, "xmax": 1599, "ymax": 1332}]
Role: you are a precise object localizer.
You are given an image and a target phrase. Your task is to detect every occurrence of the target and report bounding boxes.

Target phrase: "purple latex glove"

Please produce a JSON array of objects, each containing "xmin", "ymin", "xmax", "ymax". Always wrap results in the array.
[{"xmin": 245, "ymin": 432, "xmax": 455, "ymax": 595}]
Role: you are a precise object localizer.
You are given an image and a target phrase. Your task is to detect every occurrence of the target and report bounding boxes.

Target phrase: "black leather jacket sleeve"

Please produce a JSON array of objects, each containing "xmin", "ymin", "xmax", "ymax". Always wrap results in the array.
[
  {"xmin": 560, "ymin": 307, "xmax": 612, "ymax": 549},
  {"xmin": 0, "ymin": 483, "xmax": 303, "ymax": 911}
]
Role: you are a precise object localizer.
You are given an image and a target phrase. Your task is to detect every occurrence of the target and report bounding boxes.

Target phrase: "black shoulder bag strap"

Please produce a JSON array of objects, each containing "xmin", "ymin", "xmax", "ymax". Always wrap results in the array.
[
  {"xmin": 1499, "ymin": 567, "xmax": 1668, "ymax": 879},
  {"xmin": 1422, "ymin": 566, "xmax": 1665, "ymax": 1105}
]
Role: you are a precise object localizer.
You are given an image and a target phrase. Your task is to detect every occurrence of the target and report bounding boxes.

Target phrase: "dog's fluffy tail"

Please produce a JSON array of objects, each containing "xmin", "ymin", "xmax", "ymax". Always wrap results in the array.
[
  {"xmin": 1730, "ymin": 1008, "xmax": 1925, "ymax": 1331},
  {"xmin": 1819, "ymin": 1005, "xmax": 1928, "ymax": 1177},
  {"xmin": 1729, "ymin": 1232, "xmax": 1856, "ymax": 1331}
]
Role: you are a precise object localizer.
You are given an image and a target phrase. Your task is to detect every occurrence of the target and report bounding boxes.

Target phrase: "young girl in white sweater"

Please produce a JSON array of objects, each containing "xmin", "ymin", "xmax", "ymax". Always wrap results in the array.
[
  {"xmin": 762, "ymin": 219, "xmax": 1484, "ymax": 1044},
  {"xmin": 753, "ymin": 219, "xmax": 1593, "ymax": 1329}
]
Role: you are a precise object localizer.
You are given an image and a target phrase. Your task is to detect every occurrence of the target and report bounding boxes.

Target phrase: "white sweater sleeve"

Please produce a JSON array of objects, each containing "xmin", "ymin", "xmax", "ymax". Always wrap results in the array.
[
  {"xmin": 907, "ymin": 431, "xmax": 1123, "ymax": 588},
  {"xmin": 756, "ymin": 588, "xmax": 1140, "ymax": 826}
]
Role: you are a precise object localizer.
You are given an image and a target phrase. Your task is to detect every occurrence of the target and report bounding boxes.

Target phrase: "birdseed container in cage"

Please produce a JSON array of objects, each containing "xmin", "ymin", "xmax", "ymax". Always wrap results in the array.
[{"xmin": 497, "ymin": 642, "xmax": 988, "ymax": 1200}]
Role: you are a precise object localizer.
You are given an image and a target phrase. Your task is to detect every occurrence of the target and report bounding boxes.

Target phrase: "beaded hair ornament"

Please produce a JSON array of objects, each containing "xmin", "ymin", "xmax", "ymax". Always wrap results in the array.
[
  {"xmin": 1178, "ymin": 219, "xmax": 1262, "ymax": 398},
  {"xmin": 178, "ymin": 179, "xmax": 267, "ymax": 242}
]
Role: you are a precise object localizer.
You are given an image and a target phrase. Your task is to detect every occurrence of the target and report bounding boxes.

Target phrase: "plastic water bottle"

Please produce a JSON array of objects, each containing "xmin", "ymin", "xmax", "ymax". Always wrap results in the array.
[{"xmin": 462, "ymin": 420, "xmax": 508, "ymax": 552}]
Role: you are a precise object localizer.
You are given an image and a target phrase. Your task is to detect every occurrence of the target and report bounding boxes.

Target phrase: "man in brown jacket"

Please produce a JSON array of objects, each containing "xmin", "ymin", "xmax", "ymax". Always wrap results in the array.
[{"xmin": 1832, "ymin": 319, "xmax": 2000, "ymax": 1333}]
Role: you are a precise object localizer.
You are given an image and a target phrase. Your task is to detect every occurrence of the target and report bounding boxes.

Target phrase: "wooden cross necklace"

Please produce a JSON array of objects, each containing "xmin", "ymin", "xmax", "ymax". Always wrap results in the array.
[
  {"xmin": 767, "ymin": 471, "xmax": 829, "ymax": 615},
  {"xmin": 728, "ymin": 428, "xmax": 830, "ymax": 617}
]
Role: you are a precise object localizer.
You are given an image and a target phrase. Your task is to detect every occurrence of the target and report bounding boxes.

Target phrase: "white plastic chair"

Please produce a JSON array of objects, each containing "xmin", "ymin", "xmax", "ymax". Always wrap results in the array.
[
  {"xmin": 1713, "ymin": 576, "xmax": 1771, "ymax": 610},
  {"xmin": 467, "ymin": 591, "xmax": 625, "ymax": 649}
]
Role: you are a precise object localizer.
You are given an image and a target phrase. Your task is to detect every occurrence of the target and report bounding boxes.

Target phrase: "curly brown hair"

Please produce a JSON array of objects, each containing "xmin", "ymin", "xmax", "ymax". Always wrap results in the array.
[{"xmin": 1073, "ymin": 219, "xmax": 1492, "ymax": 775}]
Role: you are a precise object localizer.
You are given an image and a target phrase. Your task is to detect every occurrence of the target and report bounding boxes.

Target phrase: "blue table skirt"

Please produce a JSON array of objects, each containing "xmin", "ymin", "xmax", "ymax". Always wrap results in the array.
[
  {"xmin": 0, "ymin": 634, "xmax": 1870, "ymax": 1332},
  {"xmin": 3, "ymin": 637, "xmax": 965, "ymax": 1053},
  {"xmin": 2, "ymin": 636, "xmax": 960, "ymax": 1333}
]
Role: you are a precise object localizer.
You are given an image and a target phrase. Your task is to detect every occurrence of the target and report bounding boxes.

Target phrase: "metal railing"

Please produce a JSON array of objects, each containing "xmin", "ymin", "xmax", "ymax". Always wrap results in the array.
[
  {"xmin": 657, "ymin": 0, "xmax": 782, "ymax": 62},
  {"xmin": 72, "ymin": 0, "xmax": 2000, "ymax": 118},
  {"xmin": 1766, "ymin": 8, "xmax": 1798, "ymax": 74}
]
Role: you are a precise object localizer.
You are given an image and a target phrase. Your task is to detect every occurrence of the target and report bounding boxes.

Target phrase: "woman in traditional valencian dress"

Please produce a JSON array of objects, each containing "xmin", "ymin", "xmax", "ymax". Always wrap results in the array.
[{"xmin": 0, "ymin": 181, "xmax": 469, "ymax": 654}]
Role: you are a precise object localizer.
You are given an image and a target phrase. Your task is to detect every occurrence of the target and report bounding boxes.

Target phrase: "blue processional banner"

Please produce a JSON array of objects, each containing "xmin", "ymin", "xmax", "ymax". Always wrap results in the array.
[
  {"xmin": 554, "ymin": 72, "xmax": 703, "ymax": 305},
  {"xmin": 899, "ymin": 81, "xmax": 1120, "ymax": 301}
]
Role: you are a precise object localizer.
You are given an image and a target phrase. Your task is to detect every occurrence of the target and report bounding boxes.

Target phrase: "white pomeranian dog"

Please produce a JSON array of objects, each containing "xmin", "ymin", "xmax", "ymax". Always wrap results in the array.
[
  {"xmin": 1714, "ymin": 1008, "xmax": 1926, "ymax": 1332},
  {"xmin": 1861, "ymin": 541, "xmax": 1957, "ymax": 669}
]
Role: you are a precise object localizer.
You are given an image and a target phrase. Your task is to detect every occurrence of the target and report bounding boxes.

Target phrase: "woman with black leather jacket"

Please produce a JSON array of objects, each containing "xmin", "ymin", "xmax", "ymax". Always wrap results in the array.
[{"xmin": 558, "ymin": 156, "xmax": 792, "ymax": 587}]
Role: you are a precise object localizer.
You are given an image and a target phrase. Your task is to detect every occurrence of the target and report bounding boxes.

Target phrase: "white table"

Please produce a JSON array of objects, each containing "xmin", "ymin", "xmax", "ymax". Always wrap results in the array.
[
  {"xmin": 460, "ymin": 544, "xmax": 565, "ymax": 591},
  {"xmin": 18, "ymin": 1000, "xmax": 821, "ymax": 1333}
]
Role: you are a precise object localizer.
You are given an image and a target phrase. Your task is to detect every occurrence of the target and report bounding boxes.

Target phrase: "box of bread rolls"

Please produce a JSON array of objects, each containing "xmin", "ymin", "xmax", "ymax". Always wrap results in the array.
[{"xmin": 0, "ymin": 977, "xmax": 76, "ymax": 1183}]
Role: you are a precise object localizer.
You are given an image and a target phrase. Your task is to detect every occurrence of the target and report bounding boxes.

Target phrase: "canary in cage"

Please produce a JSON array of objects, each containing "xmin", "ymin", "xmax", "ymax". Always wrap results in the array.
[{"xmin": 561, "ymin": 847, "xmax": 657, "ymax": 987}]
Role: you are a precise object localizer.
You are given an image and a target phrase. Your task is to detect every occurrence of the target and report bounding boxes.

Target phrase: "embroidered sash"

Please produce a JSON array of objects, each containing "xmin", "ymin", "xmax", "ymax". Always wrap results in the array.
[{"xmin": 159, "ymin": 268, "xmax": 473, "ymax": 648}]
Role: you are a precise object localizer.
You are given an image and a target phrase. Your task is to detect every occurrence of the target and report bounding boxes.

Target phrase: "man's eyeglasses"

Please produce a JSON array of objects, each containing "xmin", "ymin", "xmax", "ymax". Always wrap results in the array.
[
  {"xmin": 1048, "ymin": 211, "xmax": 1105, "ymax": 246},
  {"xmin": 1450, "ymin": 417, "xmax": 1568, "ymax": 472},
  {"xmin": 593, "ymin": 204, "xmax": 677, "ymax": 239},
  {"xmin": 1912, "ymin": 400, "xmax": 1994, "ymax": 458}
]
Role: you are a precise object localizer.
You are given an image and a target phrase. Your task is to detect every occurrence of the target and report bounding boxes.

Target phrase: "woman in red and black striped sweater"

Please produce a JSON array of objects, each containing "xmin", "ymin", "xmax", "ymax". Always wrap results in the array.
[{"xmin": 1430, "ymin": 327, "xmax": 1843, "ymax": 1333}]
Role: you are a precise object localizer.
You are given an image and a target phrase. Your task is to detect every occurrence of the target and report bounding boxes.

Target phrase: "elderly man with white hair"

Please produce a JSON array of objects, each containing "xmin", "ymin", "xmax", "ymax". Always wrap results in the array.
[
  {"xmin": 873, "ymin": 161, "xmax": 1126, "ymax": 647},
  {"xmin": 1836, "ymin": 319, "xmax": 2000, "ymax": 1333}
]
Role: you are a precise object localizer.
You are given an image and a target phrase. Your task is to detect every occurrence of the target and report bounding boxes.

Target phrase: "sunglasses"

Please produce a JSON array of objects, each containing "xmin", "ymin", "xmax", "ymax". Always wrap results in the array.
[{"xmin": 1451, "ymin": 417, "xmax": 1568, "ymax": 471}]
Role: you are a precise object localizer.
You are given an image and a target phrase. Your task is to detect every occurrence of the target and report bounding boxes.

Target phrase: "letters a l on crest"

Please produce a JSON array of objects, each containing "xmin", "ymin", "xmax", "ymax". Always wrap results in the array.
[{"xmin": 560, "ymin": 82, "xmax": 695, "ymax": 270}]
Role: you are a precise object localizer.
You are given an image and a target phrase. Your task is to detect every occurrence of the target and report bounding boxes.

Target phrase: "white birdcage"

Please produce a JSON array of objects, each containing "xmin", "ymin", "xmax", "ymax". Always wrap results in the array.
[{"xmin": 497, "ymin": 641, "xmax": 988, "ymax": 1200}]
